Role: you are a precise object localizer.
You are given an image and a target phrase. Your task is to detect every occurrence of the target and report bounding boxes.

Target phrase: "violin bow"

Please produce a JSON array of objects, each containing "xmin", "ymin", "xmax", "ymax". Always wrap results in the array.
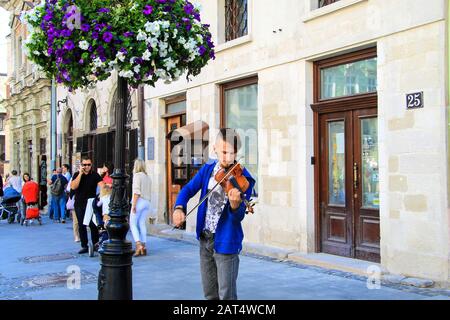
[{"xmin": 172, "ymin": 159, "xmax": 245, "ymax": 230}]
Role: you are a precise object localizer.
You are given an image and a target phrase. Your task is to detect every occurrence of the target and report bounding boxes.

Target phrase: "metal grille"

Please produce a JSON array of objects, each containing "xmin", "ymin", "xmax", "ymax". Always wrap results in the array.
[
  {"xmin": 225, "ymin": 0, "xmax": 248, "ymax": 42},
  {"xmin": 19, "ymin": 253, "xmax": 79, "ymax": 264},
  {"xmin": 318, "ymin": 0, "xmax": 340, "ymax": 8},
  {"xmin": 89, "ymin": 102, "xmax": 97, "ymax": 132},
  {"xmin": 111, "ymin": 88, "xmax": 133, "ymax": 128}
]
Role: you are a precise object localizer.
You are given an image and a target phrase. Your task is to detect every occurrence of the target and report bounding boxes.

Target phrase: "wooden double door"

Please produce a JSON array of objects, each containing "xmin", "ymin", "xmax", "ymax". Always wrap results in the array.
[{"xmin": 318, "ymin": 108, "xmax": 380, "ymax": 262}]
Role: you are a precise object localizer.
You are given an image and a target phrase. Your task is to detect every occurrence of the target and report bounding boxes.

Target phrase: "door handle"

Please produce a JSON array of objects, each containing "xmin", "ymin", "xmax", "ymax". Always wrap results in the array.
[{"xmin": 353, "ymin": 162, "xmax": 359, "ymax": 191}]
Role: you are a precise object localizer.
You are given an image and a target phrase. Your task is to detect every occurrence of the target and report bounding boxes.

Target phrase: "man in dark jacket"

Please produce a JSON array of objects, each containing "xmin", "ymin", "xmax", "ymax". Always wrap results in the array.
[
  {"xmin": 71, "ymin": 156, "xmax": 102, "ymax": 254},
  {"xmin": 173, "ymin": 128, "xmax": 255, "ymax": 300}
]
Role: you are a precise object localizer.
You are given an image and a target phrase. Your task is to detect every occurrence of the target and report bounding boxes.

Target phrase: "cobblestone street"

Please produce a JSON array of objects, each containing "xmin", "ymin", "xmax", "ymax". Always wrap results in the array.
[{"xmin": 0, "ymin": 215, "xmax": 449, "ymax": 300}]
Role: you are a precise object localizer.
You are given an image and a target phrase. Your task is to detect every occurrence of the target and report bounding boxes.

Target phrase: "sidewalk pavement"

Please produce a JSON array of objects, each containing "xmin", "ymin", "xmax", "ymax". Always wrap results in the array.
[{"xmin": 0, "ymin": 215, "xmax": 449, "ymax": 300}]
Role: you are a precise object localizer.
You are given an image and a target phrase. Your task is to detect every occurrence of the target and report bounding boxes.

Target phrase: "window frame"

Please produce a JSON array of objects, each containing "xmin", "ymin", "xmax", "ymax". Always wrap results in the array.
[
  {"xmin": 220, "ymin": 76, "xmax": 258, "ymax": 128},
  {"xmin": 314, "ymin": 47, "xmax": 377, "ymax": 104},
  {"xmin": 225, "ymin": 0, "xmax": 249, "ymax": 42}
]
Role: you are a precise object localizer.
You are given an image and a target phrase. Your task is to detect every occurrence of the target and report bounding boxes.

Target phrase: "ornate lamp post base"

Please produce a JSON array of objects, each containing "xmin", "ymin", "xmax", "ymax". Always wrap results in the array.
[{"xmin": 98, "ymin": 76, "xmax": 133, "ymax": 300}]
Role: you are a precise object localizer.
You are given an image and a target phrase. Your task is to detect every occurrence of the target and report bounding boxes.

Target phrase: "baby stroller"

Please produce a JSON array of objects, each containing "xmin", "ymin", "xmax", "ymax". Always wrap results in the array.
[
  {"xmin": 0, "ymin": 187, "xmax": 21, "ymax": 224},
  {"xmin": 22, "ymin": 180, "xmax": 42, "ymax": 226}
]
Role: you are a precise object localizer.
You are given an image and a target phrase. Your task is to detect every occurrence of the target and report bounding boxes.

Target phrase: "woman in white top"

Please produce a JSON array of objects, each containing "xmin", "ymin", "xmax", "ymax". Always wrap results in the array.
[{"xmin": 130, "ymin": 159, "xmax": 152, "ymax": 257}]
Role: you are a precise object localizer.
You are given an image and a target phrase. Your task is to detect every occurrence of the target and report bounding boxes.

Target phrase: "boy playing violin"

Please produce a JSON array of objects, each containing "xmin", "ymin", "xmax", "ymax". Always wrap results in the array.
[{"xmin": 173, "ymin": 128, "xmax": 256, "ymax": 300}]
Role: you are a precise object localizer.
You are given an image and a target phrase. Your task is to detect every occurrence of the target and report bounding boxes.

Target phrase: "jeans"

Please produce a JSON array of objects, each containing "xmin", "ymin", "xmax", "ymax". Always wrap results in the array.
[
  {"xmin": 199, "ymin": 234, "xmax": 240, "ymax": 300},
  {"xmin": 52, "ymin": 194, "xmax": 67, "ymax": 220},
  {"xmin": 75, "ymin": 202, "xmax": 99, "ymax": 249},
  {"xmin": 129, "ymin": 198, "xmax": 150, "ymax": 244}
]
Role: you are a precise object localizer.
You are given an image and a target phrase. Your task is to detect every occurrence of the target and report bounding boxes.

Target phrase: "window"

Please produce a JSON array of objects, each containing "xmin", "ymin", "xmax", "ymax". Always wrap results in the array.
[
  {"xmin": 111, "ymin": 88, "xmax": 132, "ymax": 128},
  {"xmin": 221, "ymin": 77, "xmax": 258, "ymax": 196},
  {"xmin": 0, "ymin": 117, "xmax": 3, "ymax": 131},
  {"xmin": 319, "ymin": 54, "xmax": 377, "ymax": 100},
  {"xmin": 318, "ymin": 0, "xmax": 340, "ymax": 8},
  {"xmin": 89, "ymin": 102, "xmax": 97, "ymax": 132},
  {"xmin": 225, "ymin": 0, "xmax": 248, "ymax": 42}
]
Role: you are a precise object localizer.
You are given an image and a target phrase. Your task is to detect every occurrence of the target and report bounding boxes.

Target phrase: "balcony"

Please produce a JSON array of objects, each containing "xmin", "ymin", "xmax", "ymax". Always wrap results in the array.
[{"xmin": 318, "ymin": 0, "xmax": 340, "ymax": 8}]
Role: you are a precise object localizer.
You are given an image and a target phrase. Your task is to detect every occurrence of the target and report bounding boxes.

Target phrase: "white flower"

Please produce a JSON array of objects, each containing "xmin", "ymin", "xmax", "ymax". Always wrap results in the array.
[
  {"xmin": 163, "ymin": 58, "xmax": 177, "ymax": 71},
  {"xmin": 78, "ymin": 40, "xmax": 89, "ymax": 50},
  {"xmin": 116, "ymin": 51, "xmax": 126, "ymax": 62},
  {"xmin": 172, "ymin": 28, "xmax": 178, "ymax": 39},
  {"xmin": 119, "ymin": 70, "xmax": 134, "ymax": 79},
  {"xmin": 146, "ymin": 37, "xmax": 159, "ymax": 48},
  {"xmin": 142, "ymin": 49, "xmax": 152, "ymax": 61},
  {"xmin": 33, "ymin": 50, "xmax": 41, "ymax": 56},
  {"xmin": 159, "ymin": 49, "xmax": 168, "ymax": 58},
  {"xmin": 93, "ymin": 58, "xmax": 104, "ymax": 68},
  {"xmin": 160, "ymin": 21, "xmax": 170, "ymax": 29},
  {"xmin": 194, "ymin": 3, "xmax": 202, "ymax": 11},
  {"xmin": 145, "ymin": 21, "xmax": 160, "ymax": 36},
  {"xmin": 178, "ymin": 37, "xmax": 187, "ymax": 45},
  {"xmin": 137, "ymin": 30, "xmax": 147, "ymax": 41},
  {"xmin": 134, "ymin": 65, "xmax": 141, "ymax": 74}
]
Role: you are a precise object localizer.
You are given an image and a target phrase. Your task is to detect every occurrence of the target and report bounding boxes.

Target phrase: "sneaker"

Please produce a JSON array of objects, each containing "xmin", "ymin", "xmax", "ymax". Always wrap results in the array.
[
  {"xmin": 61, "ymin": 219, "xmax": 66, "ymax": 224},
  {"xmin": 78, "ymin": 247, "xmax": 88, "ymax": 254},
  {"xmin": 74, "ymin": 239, "xmax": 81, "ymax": 243}
]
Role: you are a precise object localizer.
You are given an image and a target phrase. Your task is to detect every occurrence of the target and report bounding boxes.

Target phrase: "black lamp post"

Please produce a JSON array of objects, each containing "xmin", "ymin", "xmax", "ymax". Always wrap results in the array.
[{"xmin": 98, "ymin": 76, "xmax": 133, "ymax": 300}]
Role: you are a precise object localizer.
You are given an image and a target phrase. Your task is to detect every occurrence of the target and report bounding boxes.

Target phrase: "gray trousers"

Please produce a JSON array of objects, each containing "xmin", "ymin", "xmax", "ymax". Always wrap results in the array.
[{"xmin": 199, "ymin": 235, "xmax": 240, "ymax": 300}]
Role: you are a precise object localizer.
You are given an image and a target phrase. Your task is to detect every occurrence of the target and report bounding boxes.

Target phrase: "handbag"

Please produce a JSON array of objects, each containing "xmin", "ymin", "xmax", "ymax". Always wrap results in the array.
[{"xmin": 66, "ymin": 195, "xmax": 75, "ymax": 210}]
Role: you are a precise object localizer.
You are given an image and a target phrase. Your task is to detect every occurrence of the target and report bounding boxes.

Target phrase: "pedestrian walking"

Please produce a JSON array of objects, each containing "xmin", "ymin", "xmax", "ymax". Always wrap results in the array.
[
  {"xmin": 70, "ymin": 157, "xmax": 102, "ymax": 254},
  {"xmin": 130, "ymin": 159, "xmax": 152, "ymax": 257},
  {"xmin": 39, "ymin": 155, "xmax": 48, "ymax": 210},
  {"xmin": 48, "ymin": 168, "xmax": 68, "ymax": 223},
  {"xmin": 172, "ymin": 128, "xmax": 256, "ymax": 300},
  {"xmin": 62, "ymin": 164, "xmax": 72, "ymax": 220},
  {"xmin": 47, "ymin": 169, "xmax": 57, "ymax": 219}
]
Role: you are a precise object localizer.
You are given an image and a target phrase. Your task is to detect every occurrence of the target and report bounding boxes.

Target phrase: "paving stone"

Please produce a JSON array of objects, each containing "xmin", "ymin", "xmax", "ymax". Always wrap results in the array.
[{"xmin": 400, "ymin": 277, "xmax": 435, "ymax": 288}]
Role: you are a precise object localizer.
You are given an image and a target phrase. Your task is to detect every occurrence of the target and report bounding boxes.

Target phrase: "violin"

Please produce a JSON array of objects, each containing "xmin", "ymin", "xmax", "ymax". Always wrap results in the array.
[
  {"xmin": 172, "ymin": 159, "xmax": 256, "ymax": 230},
  {"xmin": 214, "ymin": 162, "xmax": 254, "ymax": 214}
]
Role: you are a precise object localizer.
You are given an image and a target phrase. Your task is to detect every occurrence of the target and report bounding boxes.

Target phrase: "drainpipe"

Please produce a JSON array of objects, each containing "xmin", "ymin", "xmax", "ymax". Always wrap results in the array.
[
  {"xmin": 137, "ymin": 84, "xmax": 145, "ymax": 160},
  {"xmin": 51, "ymin": 78, "xmax": 57, "ymax": 171}
]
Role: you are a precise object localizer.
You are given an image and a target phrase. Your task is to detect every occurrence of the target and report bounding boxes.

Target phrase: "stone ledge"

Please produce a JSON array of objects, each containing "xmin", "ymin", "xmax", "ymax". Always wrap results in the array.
[
  {"xmin": 287, "ymin": 252, "xmax": 384, "ymax": 277},
  {"xmin": 243, "ymin": 242, "xmax": 294, "ymax": 260}
]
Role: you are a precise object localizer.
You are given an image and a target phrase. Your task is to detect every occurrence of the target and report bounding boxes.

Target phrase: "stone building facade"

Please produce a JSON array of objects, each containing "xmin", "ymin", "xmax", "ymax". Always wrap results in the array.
[
  {"xmin": 0, "ymin": 0, "xmax": 52, "ymax": 181},
  {"xmin": 143, "ymin": 0, "xmax": 450, "ymax": 283}
]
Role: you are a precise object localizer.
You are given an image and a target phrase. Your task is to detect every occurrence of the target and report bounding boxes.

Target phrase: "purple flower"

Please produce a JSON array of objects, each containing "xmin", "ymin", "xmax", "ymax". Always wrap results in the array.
[
  {"xmin": 92, "ymin": 31, "xmax": 99, "ymax": 39},
  {"xmin": 119, "ymin": 47, "xmax": 128, "ymax": 54},
  {"xmin": 209, "ymin": 50, "xmax": 216, "ymax": 60},
  {"xmin": 135, "ymin": 57, "xmax": 143, "ymax": 64},
  {"xmin": 98, "ymin": 8, "xmax": 110, "ymax": 13},
  {"xmin": 198, "ymin": 45, "xmax": 206, "ymax": 56},
  {"xmin": 184, "ymin": 3, "xmax": 194, "ymax": 15},
  {"xmin": 47, "ymin": 47, "xmax": 53, "ymax": 55},
  {"xmin": 81, "ymin": 24, "xmax": 90, "ymax": 32},
  {"xmin": 156, "ymin": 0, "xmax": 168, "ymax": 3},
  {"xmin": 163, "ymin": 5, "xmax": 172, "ymax": 12},
  {"xmin": 61, "ymin": 29, "xmax": 72, "ymax": 37},
  {"xmin": 143, "ymin": 5, "xmax": 153, "ymax": 15},
  {"xmin": 123, "ymin": 31, "xmax": 134, "ymax": 37},
  {"xmin": 79, "ymin": 59, "xmax": 84, "ymax": 64},
  {"xmin": 103, "ymin": 32, "xmax": 113, "ymax": 43},
  {"xmin": 62, "ymin": 70, "xmax": 71, "ymax": 81},
  {"xmin": 63, "ymin": 40, "xmax": 74, "ymax": 51}
]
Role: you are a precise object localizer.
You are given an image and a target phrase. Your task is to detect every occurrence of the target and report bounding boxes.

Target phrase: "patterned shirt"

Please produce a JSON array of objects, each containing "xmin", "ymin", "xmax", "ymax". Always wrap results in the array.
[{"xmin": 204, "ymin": 162, "xmax": 228, "ymax": 233}]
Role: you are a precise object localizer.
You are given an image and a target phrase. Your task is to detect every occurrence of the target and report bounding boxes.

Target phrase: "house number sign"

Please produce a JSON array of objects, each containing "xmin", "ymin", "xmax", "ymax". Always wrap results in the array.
[{"xmin": 406, "ymin": 92, "xmax": 424, "ymax": 109}]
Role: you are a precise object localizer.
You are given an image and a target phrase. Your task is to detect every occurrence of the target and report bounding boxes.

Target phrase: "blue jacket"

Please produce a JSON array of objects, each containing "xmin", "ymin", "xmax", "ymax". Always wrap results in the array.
[{"xmin": 175, "ymin": 159, "xmax": 256, "ymax": 254}]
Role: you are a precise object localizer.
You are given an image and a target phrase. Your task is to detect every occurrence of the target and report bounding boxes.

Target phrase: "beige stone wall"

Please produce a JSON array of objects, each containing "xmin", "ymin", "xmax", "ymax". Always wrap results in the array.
[
  {"xmin": 142, "ymin": 0, "xmax": 450, "ymax": 281},
  {"xmin": 377, "ymin": 22, "xmax": 449, "ymax": 281}
]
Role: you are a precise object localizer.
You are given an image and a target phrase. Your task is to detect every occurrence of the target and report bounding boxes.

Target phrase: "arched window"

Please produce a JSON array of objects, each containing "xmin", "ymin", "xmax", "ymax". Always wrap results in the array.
[
  {"xmin": 110, "ymin": 88, "xmax": 133, "ymax": 128},
  {"xmin": 89, "ymin": 101, "xmax": 97, "ymax": 132}
]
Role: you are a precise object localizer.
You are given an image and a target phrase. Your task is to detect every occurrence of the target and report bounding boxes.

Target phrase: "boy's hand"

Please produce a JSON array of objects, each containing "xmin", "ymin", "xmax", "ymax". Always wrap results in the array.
[
  {"xmin": 172, "ymin": 209, "xmax": 186, "ymax": 227},
  {"xmin": 229, "ymin": 188, "xmax": 243, "ymax": 210}
]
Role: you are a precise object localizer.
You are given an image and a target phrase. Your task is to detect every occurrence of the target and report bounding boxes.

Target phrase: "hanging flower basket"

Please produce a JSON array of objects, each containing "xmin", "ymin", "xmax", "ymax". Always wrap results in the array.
[{"xmin": 22, "ymin": 0, "xmax": 215, "ymax": 91}]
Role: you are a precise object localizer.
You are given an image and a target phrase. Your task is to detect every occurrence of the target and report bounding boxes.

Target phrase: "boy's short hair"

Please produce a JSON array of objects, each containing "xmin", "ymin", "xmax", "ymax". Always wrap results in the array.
[{"xmin": 216, "ymin": 128, "xmax": 241, "ymax": 153}]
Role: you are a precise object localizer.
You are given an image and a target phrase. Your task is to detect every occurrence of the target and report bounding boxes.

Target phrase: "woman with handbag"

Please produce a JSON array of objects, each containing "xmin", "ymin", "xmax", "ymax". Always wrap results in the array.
[{"xmin": 66, "ymin": 177, "xmax": 79, "ymax": 242}]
